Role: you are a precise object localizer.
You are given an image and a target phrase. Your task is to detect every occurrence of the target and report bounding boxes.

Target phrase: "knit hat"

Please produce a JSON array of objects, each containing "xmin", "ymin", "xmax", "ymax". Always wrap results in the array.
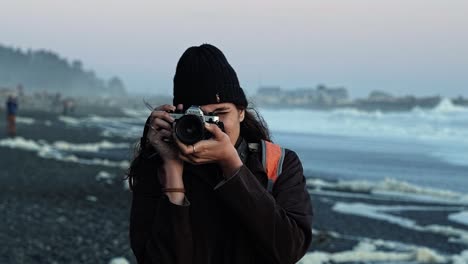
[{"xmin": 173, "ymin": 44, "xmax": 248, "ymax": 108}]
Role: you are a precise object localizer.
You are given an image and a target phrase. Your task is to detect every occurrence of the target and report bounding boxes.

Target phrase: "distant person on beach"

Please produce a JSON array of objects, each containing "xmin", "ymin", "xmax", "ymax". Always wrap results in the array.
[
  {"xmin": 6, "ymin": 95, "xmax": 18, "ymax": 137},
  {"xmin": 128, "ymin": 44, "xmax": 313, "ymax": 264},
  {"xmin": 51, "ymin": 92, "xmax": 62, "ymax": 113},
  {"xmin": 62, "ymin": 98, "xmax": 76, "ymax": 115}
]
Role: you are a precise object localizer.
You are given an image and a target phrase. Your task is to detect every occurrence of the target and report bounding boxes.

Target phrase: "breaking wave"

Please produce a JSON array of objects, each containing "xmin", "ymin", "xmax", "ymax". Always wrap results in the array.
[{"xmin": 0, "ymin": 137, "xmax": 130, "ymax": 168}]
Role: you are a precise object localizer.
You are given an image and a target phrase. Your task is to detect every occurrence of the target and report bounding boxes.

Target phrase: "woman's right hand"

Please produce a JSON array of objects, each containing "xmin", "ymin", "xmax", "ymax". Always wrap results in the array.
[
  {"xmin": 147, "ymin": 104, "xmax": 181, "ymax": 162},
  {"xmin": 147, "ymin": 104, "xmax": 185, "ymax": 204}
]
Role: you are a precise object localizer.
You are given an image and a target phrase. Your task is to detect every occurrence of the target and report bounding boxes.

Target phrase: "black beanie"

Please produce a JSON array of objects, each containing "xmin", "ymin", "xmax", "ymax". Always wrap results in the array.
[{"xmin": 173, "ymin": 44, "xmax": 248, "ymax": 108}]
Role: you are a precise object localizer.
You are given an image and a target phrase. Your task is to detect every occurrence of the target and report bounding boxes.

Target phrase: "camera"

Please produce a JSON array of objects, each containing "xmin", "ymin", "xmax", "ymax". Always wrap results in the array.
[{"xmin": 168, "ymin": 105, "xmax": 224, "ymax": 145}]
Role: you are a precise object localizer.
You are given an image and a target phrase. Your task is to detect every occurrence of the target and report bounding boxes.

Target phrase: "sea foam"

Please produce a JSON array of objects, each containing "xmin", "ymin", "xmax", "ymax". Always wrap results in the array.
[
  {"xmin": 308, "ymin": 178, "xmax": 468, "ymax": 205},
  {"xmin": 449, "ymin": 211, "xmax": 468, "ymax": 227},
  {"xmin": 332, "ymin": 202, "xmax": 468, "ymax": 246},
  {"xmin": 298, "ymin": 240, "xmax": 447, "ymax": 264},
  {"xmin": 0, "ymin": 137, "xmax": 130, "ymax": 169}
]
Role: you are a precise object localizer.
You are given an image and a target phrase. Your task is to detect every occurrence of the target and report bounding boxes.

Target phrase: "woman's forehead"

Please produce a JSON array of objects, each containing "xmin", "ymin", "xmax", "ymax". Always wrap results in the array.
[{"xmin": 200, "ymin": 103, "xmax": 234, "ymax": 113}]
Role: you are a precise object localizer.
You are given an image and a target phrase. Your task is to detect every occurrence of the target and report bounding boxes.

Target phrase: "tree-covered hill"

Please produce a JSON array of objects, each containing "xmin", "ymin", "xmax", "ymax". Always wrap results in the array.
[{"xmin": 0, "ymin": 44, "xmax": 126, "ymax": 95}]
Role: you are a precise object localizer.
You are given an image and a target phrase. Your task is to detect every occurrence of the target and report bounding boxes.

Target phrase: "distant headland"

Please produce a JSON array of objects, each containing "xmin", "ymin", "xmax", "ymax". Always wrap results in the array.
[
  {"xmin": 252, "ymin": 85, "xmax": 468, "ymax": 112},
  {"xmin": 0, "ymin": 44, "xmax": 126, "ymax": 96}
]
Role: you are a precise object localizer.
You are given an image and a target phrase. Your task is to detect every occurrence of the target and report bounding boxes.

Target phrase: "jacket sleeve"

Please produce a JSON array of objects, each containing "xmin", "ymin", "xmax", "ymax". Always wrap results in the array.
[
  {"xmin": 130, "ymin": 161, "xmax": 193, "ymax": 264},
  {"xmin": 214, "ymin": 150, "xmax": 313, "ymax": 264}
]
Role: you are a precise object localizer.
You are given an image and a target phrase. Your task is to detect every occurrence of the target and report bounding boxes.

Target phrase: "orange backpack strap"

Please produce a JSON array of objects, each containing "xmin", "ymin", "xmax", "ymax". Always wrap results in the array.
[{"xmin": 261, "ymin": 140, "xmax": 286, "ymax": 193}]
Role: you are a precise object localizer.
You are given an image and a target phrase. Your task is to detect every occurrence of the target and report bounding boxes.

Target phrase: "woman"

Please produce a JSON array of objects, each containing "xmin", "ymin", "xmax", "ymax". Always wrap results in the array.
[{"xmin": 128, "ymin": 44, "xmax": 313, "ymax": 264}]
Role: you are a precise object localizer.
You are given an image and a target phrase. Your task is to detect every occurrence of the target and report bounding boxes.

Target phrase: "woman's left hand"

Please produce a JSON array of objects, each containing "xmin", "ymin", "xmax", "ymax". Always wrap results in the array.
[{"xmin": 174, "ymin": 123, "xmax": 243, "ymax": 177}]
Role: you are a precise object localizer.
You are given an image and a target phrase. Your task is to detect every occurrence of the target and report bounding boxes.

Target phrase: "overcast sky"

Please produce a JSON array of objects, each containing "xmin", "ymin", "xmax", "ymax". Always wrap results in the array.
[{"xmin": 1, "ymin": 0, "xmax": 467, "ymax": 97}]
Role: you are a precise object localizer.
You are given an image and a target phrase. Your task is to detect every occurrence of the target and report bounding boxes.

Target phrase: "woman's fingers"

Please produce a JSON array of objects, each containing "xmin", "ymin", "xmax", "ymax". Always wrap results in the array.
[
  {"xmin": 157, "ymin": 128, "xmax": 172, "ymax": 138},
  {"xmin": 203, "ymin": 123, "xmax": 225, "ymax": 140},
  {"xmin": 178, "ymin": 154, "xmax": 192, "ymax": 163},
  {"xmin": 149, "ymin": 105, "xmax": 175, "ymax": 132},
  {"xmin": 148, "ymin": 128, "xmax": 172, "ymax": 144},
  {"xmin": 151, "ymin": 110, "xmax": 175, "ymax": 124},
  {"xmin": 155, "ymin": 104, "xmax": 176, "ymax": 112},
  {"xmin": 173, "ymin": 138, "xmax": 205, "ymax": 156},
  {"xmin": 175, "ymin": 138, "xmax": 213, "ymax": 164},
  {"xmin": 151, "ymin": 118, "xmax": 173, "ymax": 131},
  {"xmin": 175, "ymin": 139, "xmax": 193, "ymax": 155}
]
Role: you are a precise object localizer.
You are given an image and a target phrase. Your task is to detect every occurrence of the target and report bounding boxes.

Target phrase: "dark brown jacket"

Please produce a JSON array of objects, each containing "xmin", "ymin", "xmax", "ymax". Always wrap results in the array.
[{"xmin": 130, "ymin": 139, "xmax": 313, "ymax": 264}]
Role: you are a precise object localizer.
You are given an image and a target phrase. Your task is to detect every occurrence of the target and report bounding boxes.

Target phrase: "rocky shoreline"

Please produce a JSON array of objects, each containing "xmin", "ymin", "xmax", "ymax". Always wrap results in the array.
[{"xmin": 0, "ymin": 109, "xmax": 136, "ymax": 263}]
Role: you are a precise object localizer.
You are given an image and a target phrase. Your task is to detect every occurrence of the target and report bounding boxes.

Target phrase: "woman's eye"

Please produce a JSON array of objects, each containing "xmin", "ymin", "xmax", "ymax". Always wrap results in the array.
[{"xmin": 215, "ymin": 112, "xmax": 228, "ymax": 115}]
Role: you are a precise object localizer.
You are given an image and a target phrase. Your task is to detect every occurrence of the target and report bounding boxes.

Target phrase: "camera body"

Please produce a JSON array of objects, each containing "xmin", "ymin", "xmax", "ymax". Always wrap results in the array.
[{"xmin": 168, "ymin": 105, "xmax": 224, "ymax": 145}]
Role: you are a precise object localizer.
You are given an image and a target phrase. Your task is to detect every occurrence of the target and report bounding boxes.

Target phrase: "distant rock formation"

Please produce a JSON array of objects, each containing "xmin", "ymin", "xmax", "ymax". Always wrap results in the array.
[
  {"xmin": 452, "ymin": 96, "xmax": 468, "ymax": 107},
  {"xmin": 0, "ymin": 44, "xmax": 126, "ymax": 96}
]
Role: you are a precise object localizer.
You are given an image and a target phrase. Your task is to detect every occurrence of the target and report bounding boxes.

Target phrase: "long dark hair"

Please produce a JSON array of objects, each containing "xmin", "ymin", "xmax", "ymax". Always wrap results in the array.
[
  {"xmin": 126, "ymin": 104, "xmax": 271, "ymax": 190},
  {"xmin": 239, "ymin": 106, "xmax": 271, "ymax": 143}
]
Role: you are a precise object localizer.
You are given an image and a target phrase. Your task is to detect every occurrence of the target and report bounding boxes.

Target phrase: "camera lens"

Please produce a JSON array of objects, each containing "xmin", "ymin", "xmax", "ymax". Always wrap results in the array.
[{"xmin": 174, "ymin": 115, "xmax": 205, "ymax": 145}]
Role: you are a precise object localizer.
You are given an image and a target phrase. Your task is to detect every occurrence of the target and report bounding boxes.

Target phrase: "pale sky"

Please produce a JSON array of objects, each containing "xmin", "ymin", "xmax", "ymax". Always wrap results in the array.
[{"xmin": 1, "ymin": 0, "xmax": 467, "ymax": 97}]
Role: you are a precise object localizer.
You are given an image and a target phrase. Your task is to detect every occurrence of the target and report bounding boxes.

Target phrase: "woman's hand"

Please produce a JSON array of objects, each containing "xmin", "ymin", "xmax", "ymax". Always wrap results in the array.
[
  {"xmin": 147, "ymin": 104, "xmax": 181, "ymax": 162},
  {"xmin": 147, "ymin": 104, "xmax": 185, "ymax": 204},
  {"xmin": 174, "ymin": 122, "xmax": 243, "ymax": 178}
]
